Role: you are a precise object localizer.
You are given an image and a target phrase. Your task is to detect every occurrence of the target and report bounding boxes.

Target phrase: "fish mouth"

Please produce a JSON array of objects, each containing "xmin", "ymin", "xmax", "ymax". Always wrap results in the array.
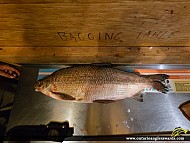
[
  {"xmin": 34, "ymin": 85, "xmax": 39, "ymax": 91},
  {"xmin": 34, "ymin": 85, "xmax": 41, "ymax": 91}
]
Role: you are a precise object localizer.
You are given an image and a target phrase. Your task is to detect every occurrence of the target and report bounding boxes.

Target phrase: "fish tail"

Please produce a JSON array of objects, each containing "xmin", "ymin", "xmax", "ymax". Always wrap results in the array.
[
  {"xmin": 146, "ymin": 74, "xmax": 169, "ymax": 82},
  {"xmin": 146, "ymin": 74, "xmax": 170, "ymax": 93},
  {"xmin": 152, "ymin": 81, "xmax": 169, "ymax": 93}
]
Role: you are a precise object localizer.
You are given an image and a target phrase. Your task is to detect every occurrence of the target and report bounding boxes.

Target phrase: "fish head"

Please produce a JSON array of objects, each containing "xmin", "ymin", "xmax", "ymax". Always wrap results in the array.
[{"xmin": 34, "ymin": 79, "xmax": 50, "ymax": 92}]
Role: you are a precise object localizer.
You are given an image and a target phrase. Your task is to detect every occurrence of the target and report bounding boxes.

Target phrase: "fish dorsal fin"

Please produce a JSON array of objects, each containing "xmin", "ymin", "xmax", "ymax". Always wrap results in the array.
[
  {"xmin": 93, "ymin": 99, "xmax": 115, "ymax": 104},
  {"xmin": 131, "ymin": 90, "xmax": 144, "ymax": 102},
  {"xmin": 51, "ymin": 91, "xmax": 76, "ymax": 100}
]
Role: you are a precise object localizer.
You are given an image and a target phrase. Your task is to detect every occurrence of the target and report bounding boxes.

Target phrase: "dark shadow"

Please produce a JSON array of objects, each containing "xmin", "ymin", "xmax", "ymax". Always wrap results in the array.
[{"xmin": 6, "ymin": 121, "xmax": 73, "ymax": 142}]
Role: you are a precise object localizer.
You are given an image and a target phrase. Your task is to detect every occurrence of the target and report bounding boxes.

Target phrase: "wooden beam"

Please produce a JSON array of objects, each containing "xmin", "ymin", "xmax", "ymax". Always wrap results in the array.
[{"xmin": 0, "ymin": 47, "xmax": 190, "ymax": 64}]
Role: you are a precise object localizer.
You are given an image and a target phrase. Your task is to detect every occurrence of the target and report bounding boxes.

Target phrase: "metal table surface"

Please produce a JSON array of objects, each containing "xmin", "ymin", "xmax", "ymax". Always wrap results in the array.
[{"xmin": 7, "ymin": 64, "xmax": 190, "ymax": 137}]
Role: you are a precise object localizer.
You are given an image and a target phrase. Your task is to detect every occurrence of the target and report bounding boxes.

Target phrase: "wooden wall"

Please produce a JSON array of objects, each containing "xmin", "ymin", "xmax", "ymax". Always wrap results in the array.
[{"xmin": 0, "ymin": 0, "xmax": 190, "ymax": 64}]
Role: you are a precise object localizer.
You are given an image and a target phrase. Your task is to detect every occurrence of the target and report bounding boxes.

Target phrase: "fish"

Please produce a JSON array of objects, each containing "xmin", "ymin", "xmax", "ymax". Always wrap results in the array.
[{"xmin": 34, "ymin": 65, "xmax": 169, "ymax": 103}]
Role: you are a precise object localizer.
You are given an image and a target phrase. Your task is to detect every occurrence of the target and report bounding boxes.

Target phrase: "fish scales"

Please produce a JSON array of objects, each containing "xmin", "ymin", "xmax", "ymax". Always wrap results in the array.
[{"xmin": 34, "ymin": 65, "xmax": 169, "ymax": 103}]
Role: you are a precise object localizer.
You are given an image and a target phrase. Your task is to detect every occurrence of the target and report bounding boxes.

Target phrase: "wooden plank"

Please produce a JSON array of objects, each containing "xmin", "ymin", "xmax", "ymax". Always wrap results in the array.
[
  {"xmin": 0, "ymin": 1, "xmax": 190, "ymax": 64},
  {"xmin": 0, "ymin": 1, "xmax": 190, "ymax": 47},
  {"xmin": 0, "ymin": 47, "xmax": 190, "ymax": 64}
]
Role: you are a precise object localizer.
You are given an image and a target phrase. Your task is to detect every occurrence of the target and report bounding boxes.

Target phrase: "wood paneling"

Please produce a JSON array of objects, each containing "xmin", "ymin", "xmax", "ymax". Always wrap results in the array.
[{"xmin": 0, "ymin": 0, "xmax": 190, "ymax": 64}]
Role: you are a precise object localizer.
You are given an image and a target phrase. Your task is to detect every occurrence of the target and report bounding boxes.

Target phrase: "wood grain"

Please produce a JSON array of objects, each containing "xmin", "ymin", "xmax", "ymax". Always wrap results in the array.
[
  {"xmin": 0, "ymin": 1, "xmax": 190, "ymax": 64},
  {"xmin": 0, "ymin": 1, "xmax": 189, "ymax": 47},
  {"xmin": 0, "ymin": 47, "xmax": 190, "ymax": 64}
]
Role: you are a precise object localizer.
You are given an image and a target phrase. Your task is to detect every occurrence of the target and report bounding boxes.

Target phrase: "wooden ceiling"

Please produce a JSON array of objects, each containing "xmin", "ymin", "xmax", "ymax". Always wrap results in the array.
[{"xmin": 0, "ymin": 0, "xmax": 190, "ymax": 64}]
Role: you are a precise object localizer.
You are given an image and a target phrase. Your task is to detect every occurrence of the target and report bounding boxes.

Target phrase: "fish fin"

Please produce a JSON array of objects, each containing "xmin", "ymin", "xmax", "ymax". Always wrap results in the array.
[
  {"xmin": 131, "ymin": 91, "xmax": 144, "ymax": 102},
  {"xmin": 179, "ymin": 100, "xmax": 190, "ymax": 121},
  {"xmin": 51, "ymin": 91, "xmax": 76, "ymax": 100},
  {"xmin": 145, "ymin": 74, "xmax": 169, "ymax": 82},
  {"xmin": 93, "ymin": 99, "xmax": 115, "ymax": 104},
  {"xmin": 143, "ymin": 74, "xmax": 169, "ymax": 94},
  {"xmin": 152, "ymin": 81, "xmax": 169, "ymax": 94}
]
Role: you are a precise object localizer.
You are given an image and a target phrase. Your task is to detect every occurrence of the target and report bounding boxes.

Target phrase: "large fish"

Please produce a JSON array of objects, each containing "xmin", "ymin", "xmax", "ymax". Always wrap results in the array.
[{"xmin": 34, "ymin": 65, "xmax": 169, "ymax": 103}]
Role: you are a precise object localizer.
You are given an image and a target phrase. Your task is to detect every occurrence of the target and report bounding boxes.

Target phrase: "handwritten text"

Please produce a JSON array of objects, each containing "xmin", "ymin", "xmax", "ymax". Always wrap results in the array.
[{"xmin": 58, "ymin": 32, "xmax": 122, "ymax": 42}]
